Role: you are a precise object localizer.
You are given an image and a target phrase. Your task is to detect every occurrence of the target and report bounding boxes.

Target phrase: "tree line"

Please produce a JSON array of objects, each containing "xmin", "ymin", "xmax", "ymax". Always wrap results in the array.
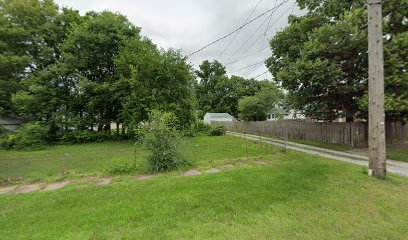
[{"xmin": 0, "ymin": 0, "xmax": 280, "ymax": 141}]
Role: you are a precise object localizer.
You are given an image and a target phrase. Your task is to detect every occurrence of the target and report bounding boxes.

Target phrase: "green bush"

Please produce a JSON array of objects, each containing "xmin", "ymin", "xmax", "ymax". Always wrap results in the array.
[
  {"xmin": 2, "ymin": 122, "xmax": 48, "ymax": 150},
  {"xmin": 142, "ymin": 110, "xmax": 189, "ymax": 173},
  {"xmin": 0, "ymin": 125, "xmax": 9, "ymax": 135},
  {"xmin": 107, "ymin": 163, "xmax": 137, "ymax": 175},
  {"xmin": 183, "ymin": 120, "xmax": 212, "ymax": 137},
  {"xmin": 209, "ymin": 125, "xmax": 226, "ymax": 136},
  {"xmin": 61, "ymin": 131, "xmax": 115, "ymax": 144}
]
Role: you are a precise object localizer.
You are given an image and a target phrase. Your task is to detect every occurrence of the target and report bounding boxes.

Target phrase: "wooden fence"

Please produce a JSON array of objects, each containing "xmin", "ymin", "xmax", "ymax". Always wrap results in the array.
[{"xmin": 212, "ymin": 121, "xmax": 407, "ymax": 148}]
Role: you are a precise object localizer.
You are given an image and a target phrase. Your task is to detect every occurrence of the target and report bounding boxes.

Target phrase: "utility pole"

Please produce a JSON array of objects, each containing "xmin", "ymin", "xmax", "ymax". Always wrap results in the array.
[{"xmin": 367, "ymin": 0, "xmax": 386, "ymax": 178}]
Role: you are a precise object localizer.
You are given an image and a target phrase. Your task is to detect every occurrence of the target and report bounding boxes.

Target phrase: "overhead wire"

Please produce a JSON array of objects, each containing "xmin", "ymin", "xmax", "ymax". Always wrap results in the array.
[
  {"xmin": 228, "ymin": 2, "xmax": 295, "ymax": 69},
  {"xmin": 223, "ymin": 0, "xmax": 289, "ymax": 65},
  {"xmin": 217, "ymin": 0, "xmax": 264, "ymax": 60},
  {"xmin": 229, "ymin": 2, "xmax": 296, "ymax": 79},
  {"xmin": 187, "ymin": 0, "xmax": 289, "ymax": 58},
  {"xmin": 253, "ymin": 70, "xmax": 269, "ymax": 79}
]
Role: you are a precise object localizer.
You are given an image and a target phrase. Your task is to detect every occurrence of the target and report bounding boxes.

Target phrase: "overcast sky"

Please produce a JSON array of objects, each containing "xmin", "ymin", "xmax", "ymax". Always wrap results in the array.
[{"xmin": 54, "ymin": 0, "xmax": 302, "ymax": 80}]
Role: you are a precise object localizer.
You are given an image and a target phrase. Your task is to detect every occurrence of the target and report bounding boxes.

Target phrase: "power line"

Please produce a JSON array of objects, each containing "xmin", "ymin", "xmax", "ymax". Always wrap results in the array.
[
  {"xmin": 187, "ymin": 0, "xmax": 289, "ymax": 58},
  {"xmin": 243, "ymin": 61, "xmax": 266, "ymax": 78},
  {"xmin": 227, "ymin": 2, "xmax": 295, "ymax": 68},
  {"xmin": 226, "ymin": 46, "xmax": 269, "ymax": 66},
  {"xmin": 253, "ymin": 70, "xmax": 269, "ymax": 79},
  {"xmin": 217, "ymin": 0, "xmax": 264, "ymax": 60},
  {"xmin": 234, "ymin": 59, "xmax": 266, "ymax": 72},
  {"xmin": 223, "ymin": 0, "xmax": 289, "ymax": 64},
  {"xmin": 264, "ymin": 0, "xmax": 279, "ymax": 37}
]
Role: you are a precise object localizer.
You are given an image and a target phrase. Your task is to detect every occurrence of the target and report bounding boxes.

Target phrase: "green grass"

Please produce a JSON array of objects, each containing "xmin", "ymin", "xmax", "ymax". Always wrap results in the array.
[
  {"xmin": 288, "ymin": 138, "xmax": 354, "ymax": 151},
  {"xmin": 387, "ymin": 144, "xmax": 408, "ymax": 162},
  {"xmin": 0, "ymin": 150, "xmax": 407, "ymax": 239},
  {"xmin": 288, "ymin": 138, "xmax": 408, "ymax": 162},
  {"xmin": 0, "ymin": 136, "xmax": 276, "ymax": 181}
]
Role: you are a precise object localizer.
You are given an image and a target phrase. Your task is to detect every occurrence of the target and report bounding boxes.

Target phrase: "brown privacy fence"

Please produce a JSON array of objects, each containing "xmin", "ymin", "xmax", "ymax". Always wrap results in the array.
[{"xmin": 212, "ymin": 121, "xmax": 407, "ymax": 148}]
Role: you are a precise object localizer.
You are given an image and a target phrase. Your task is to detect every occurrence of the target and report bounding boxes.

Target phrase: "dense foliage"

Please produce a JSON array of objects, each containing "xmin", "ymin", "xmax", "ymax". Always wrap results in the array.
[
  {"xmin": 1, "ymin": 0, "xmax": 197, "ymax": 143},
  {"xmin": 267, "ymin": 0, "xmax": 408, "ymax": 122},
  {"xmin": 0, "ymin": 122, "xmax": 47, "ymax": 149},
  {"xmin": 195, "ymin": 60, "xmax": 282, "ymax": 119}
]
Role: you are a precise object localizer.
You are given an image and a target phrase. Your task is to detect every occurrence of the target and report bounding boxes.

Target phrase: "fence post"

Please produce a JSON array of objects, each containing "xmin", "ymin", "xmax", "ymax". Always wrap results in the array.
[
  {"xmin": 246, "ymin": 141, "xmax": 249, "ymax": 160},
  {"xmin": 284, "ymin": 137, "xmax": 288, "ymax": 153},
  {"xmin": 61, "ymin": 153, "xmax": 68, "ymax": 177},
  {"xmin": 133, "ymin": 148, "xmax": 137, "ymax": 166},
  {"xmin": 194, "ymin": 145, "xmax": 197, "ymax": 163}
]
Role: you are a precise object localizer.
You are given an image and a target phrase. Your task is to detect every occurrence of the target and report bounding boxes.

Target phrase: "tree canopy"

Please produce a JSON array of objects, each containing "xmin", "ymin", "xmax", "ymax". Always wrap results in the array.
[
  {"xmin": 2, "ymin": 0, "xmax": 197, "ymax": 138},
  {"xmin": 195, "ymin": 60, "xmax": 281, "ymax": 118},
  {"xmin": 267, "ymin": 0, "xmax": 408, "ymax": 122}
]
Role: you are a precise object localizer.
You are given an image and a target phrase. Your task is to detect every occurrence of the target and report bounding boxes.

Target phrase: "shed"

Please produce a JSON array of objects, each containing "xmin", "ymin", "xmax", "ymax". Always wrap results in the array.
[{"xmin": 203, "ymin": 113, "xmax": 234, "ymax": 124}]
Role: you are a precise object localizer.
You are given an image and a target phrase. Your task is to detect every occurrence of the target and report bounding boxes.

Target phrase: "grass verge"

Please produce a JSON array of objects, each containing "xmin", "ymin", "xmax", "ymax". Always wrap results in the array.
[{"xmin": 0, "ymin": 150, "xmax": 407, "ymax": 239}]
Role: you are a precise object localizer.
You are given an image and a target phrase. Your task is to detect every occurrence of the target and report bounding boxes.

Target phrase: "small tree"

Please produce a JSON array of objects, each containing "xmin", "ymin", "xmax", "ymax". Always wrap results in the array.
[
  {"xmin": 238, "ymin": 96, "xmax": 267, "ymax": 121},
  {"xmin": 142, "ymin": 110, "xmax": 188, "ymax": 172}
]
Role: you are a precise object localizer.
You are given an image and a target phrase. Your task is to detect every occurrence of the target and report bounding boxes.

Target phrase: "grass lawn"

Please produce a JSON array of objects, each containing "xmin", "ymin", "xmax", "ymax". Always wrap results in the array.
[
  {"xmin": 0, "ymin": 149, "xmax": 407, "ymax": 239},
  {"xmin": 387, "ymin": 144, "xmax": 408, "ymax": 162},
  {"xmin": 288, "ymin": 138, "xmax": 354, "ymax": 151},
  {"xmin": 0, "ymin": 136, "xmax": 276, "ymax": 182},
  {"xmin": 288, "ymin": 138, "xmax": 408, "ymax": 162}
]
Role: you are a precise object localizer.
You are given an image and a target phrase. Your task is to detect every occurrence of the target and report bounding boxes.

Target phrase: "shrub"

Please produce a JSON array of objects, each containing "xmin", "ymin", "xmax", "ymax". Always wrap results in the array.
[
  {"xmin": 209, "ymin": 125, "xmax": 226, "ymax": 136},
  {"xmin": 60, "ymin": 131, "xmax": 114, "ymax": 144},
  {"xmin": 142, "ymin": 110, "xmax": 188, "ymax": 173},
  {"xmin": 183, "ymin": 120, "xmax": 213, "ymax": 137},
  {"xmin": 3, "ymin": 122, "xmax": 48, "ymax": 150},
  {"xmin": 107, "ymin": 163, "xmax": 137, "ymax": 175},
  {"xmin": 238, "ymin": 95, "xmax": 268, "ymax": 121},
  {"xmin": 0, "ymin": 125, "xmax": 9, "ymax": 135}
]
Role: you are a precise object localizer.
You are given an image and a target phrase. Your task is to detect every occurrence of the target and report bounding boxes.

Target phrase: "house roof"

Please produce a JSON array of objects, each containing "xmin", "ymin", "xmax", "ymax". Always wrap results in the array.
[
  {"xmin": 0, "ymin": 116, "xmax": 25, "ymax": 125},
  {"xmin": 205, "ymin": 113, "xmax": 234, "ymax": 119}
]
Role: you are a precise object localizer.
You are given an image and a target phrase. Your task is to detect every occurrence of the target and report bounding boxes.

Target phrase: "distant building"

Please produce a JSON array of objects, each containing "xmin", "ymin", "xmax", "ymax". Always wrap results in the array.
[
  {"xmin": 267, "ymin": 108, "xmax": 305, "ymax": 121},
  {"xmin": 0, "ymin": 116, "xmax": 25, "ymax": 131},
  {"xmin": 204, "ymin": 113, "xmax": 234, "ymax": 124}
]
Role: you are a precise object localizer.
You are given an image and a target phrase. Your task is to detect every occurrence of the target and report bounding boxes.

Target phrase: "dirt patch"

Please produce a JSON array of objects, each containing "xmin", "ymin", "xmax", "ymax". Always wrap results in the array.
[
  {"xmin": 134, "ymin": 174, "xmax": 156, "ymax": 180},
  {"xmin": 0, "ymin": 185, "xmax": 19, "ymax": 194},
  {"xmin": 222, "ymin": 164, "xmax": 236, "ymax": 169},
  {"xmin": 253, "ymin": 160, "xmax": 267, "ymax": 165},
  {"xmin": 181, "ymin": 169, "xmax": 202, "ymax": 176},
  {"xmin": 204, "ymin": 168, "xmax": 221, "ymax": 174},
  {"xmin": 97, "ymin": 177, "xmax": 112, "ymax": 185},
  {"xmin": 15, "ymin": 184, "xmax": 41, "ymax": 194},
  {"xmin": 42, "ymin": 180, "xmax": 71, "ymax": 192}
]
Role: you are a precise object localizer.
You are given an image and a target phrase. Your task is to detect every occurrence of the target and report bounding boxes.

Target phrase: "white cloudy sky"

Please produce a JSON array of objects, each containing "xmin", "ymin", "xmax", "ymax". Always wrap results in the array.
[{"xmin": 54, "ymin": 0, "xmax": 302, "ymax": 80}]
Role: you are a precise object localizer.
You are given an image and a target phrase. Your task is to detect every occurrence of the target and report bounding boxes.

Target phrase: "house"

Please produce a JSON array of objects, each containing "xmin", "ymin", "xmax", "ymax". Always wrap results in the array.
[
  {"xmin": 0, "ymin": 116, "xmax": 25, "ymax": 131},
  {"xmin": 203, "ymin": 113, "xmax": 234, "ymax": 124},
  {"xmin": 267, "ymin": 108, "xmax": 305, "ymax": 121}
]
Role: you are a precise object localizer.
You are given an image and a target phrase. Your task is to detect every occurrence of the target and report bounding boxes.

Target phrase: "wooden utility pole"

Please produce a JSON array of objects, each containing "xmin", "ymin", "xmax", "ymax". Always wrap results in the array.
[{"xmin": 367, "ymin": 0, "xmax": 386, "ymax": 177}]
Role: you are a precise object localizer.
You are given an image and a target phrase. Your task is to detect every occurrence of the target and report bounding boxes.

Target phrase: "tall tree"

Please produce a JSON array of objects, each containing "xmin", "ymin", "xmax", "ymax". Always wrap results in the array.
[
  {"xmin": 116, "ymin": 38, "xmax": 196, "ymax": 129},
  {"xmin": 0, "ymin": 0, "xmax": 59, "ymax": 115},
  {"xmin": 60, "ymin": 11, "xmax": 140, "ymax": 130},
  {"xmin": 267, "ymin": 0, "xmax": 408, "ymax": 121}
]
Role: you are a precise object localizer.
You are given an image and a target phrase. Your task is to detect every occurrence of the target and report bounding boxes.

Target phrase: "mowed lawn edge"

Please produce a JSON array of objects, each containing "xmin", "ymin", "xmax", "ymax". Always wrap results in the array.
[{"xmin": 0, "ymin": 150, "xmax": 407, "ymax": 240}]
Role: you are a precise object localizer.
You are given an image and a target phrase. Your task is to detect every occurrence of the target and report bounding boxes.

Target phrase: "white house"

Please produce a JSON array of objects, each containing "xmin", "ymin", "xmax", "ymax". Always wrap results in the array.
[
  {"xmin": 267, "ymin": 108, "xmax": 306, "ymax": 121},
  {"xmin": 203, "ymin": 113, "xmax": 234, "ymax": 124}
]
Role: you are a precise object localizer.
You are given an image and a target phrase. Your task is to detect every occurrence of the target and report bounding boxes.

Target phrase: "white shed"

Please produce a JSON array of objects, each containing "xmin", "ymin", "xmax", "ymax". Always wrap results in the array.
[
  {"xmin": 0, "ymin": 116, "xmax": 25, "ymax": 131},
  {"xmin": 203, "ymin": 113, "xmax": 234, "ymax": 124}
]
